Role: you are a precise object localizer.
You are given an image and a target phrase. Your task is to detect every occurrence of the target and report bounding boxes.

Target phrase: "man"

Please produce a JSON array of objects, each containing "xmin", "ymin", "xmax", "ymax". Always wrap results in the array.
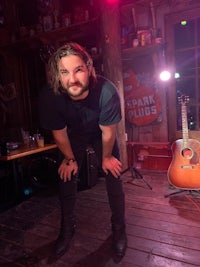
[{"xmin": 39, "ymin": 42, "xmax": 127, "ymax": 259}]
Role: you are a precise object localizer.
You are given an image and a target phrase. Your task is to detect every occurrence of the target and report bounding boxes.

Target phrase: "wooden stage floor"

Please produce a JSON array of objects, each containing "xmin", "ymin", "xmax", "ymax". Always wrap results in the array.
[{"xmin": 0, "ymin": 170, "xmax": 200, "ymax": 267}]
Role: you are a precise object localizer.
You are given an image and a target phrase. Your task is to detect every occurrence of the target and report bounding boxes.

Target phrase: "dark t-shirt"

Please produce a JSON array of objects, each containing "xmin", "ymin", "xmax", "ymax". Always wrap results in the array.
[{"xmin": 39, "ymin": 75, "xmax": 121, "ymax": 150}]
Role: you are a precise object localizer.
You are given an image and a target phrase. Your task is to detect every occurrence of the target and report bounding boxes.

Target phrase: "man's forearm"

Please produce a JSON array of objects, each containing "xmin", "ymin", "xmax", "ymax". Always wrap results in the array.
[
  {"xmin": 102, "ymin": 138, "xmax": 115, "ymax": 158},
  {"xmin": 100, "ymin": 124, "xmax": 117, "ymax": 159},
  {"xmin": 52, "ymin": 128, "xmax": 75, "ymax": 160}
]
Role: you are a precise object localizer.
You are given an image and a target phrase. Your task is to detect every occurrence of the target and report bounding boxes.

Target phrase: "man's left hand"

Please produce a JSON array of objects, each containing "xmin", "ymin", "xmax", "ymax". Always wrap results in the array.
[{"xmin": 102, "ymin": 156, "xmax": 122, "ymax": 178}]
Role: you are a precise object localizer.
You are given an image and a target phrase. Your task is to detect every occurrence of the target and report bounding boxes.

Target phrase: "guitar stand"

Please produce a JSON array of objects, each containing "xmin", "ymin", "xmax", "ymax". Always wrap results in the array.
[
  {"xmin": 165, "ymin": 189, "xmax": 200, "ymax": 198},
  {"xmin": 121, "ymin": 165, "xmax": 152, "ymax": 190},
  {"xmin": 121, "ymin": 142, "xmax": 152, "ymax": 190}
]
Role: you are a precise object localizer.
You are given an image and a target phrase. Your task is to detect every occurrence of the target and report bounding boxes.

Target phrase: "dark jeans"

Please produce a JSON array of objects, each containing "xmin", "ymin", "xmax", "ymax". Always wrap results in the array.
[{"xmin": 58, "ymin": 139, "xmax": 126, "ymax": 228}]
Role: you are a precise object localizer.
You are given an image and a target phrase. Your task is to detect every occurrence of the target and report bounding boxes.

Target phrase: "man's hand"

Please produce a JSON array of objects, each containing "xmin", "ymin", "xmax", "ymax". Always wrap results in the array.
[
  {"xmin": 102, "ymin": 156, "xmax": 122, "ymax": 178},
  {"xmin": 58, "ymin": 159, "xmax": 78, "ymax": 182}
]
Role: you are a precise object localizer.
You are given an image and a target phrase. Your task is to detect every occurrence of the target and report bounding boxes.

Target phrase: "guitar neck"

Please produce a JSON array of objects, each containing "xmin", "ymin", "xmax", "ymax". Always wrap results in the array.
[{"xmin": 182, "ymin": 104, "xmax": 189, "ymax": 147}]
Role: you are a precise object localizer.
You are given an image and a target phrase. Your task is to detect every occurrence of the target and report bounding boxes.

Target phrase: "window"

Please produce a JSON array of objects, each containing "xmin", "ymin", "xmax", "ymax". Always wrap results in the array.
[
  {"xmin": 166, "ymin": 7, "xmax": 200, "ymax": 141},
  {"xmin": 174, "ymin": 18, "xmax": 200, "ymax": 130}
]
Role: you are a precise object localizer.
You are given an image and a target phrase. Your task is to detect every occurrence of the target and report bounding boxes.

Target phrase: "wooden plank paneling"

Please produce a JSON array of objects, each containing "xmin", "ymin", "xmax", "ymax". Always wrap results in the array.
[
  {"xmin": 100, "ymin": 1, "xmax": 128, "ymax": 170},
  {"xmin": 1, "ymin": 171, "xmax": 200, "ymax": 266}
]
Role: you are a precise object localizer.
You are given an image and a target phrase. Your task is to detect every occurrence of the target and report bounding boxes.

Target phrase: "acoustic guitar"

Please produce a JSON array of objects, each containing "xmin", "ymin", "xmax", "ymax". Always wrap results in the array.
[{"xmin": 167, "ymin": 95, "xmax": 200, "ymax": 189}]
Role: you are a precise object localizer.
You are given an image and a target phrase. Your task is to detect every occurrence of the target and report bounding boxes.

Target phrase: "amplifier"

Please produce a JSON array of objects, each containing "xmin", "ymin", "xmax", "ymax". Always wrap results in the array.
[{"xmin": 78, "ymin": 146, "xmax": 99, "ymax": 191}]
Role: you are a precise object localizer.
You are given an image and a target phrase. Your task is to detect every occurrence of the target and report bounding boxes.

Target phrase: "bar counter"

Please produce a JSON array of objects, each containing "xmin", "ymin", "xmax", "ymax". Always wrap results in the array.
[{"xmin": 0, "ymin": 143, "xmax": 57, "ymax": 161}]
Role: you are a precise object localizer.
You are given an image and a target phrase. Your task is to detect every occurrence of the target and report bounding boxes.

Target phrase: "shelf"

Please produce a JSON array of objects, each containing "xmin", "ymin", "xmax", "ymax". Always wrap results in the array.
[
  {"xmin": 37, "ymin": 18, "xmax": 99, "ymax": 42},
  {"xmin": 0, "ymin": 18, "xmax": 100, "ymax": 51},
  {"xmin": 122, "ymin": 44, "xmax": 162, "ymax": 60}
]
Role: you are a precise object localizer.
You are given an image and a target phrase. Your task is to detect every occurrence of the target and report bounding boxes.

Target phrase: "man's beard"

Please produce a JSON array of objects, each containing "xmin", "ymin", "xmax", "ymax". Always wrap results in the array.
[{"xmin": 67, "ymin": 81, "xmax": 88, "ymax": 98}]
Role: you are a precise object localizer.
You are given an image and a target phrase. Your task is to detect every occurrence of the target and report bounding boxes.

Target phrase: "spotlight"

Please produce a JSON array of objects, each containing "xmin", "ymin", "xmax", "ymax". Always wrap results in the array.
[
  {"xmin": 159, "ymin": 70, "xmax": 171, "ymax": 81},
  {"xmin": 106, "ymin": 0, "xmax": 118, "ymax": 3}
]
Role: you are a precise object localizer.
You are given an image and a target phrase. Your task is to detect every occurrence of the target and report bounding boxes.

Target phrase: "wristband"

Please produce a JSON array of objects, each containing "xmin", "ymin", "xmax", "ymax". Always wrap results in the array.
[{"xmin": 65, "ymin": 158, "xmax": 76, "ymax": 166}]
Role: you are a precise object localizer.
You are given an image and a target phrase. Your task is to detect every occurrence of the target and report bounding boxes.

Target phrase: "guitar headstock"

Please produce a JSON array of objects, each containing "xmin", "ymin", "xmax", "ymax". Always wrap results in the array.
[{"xmin": 178, "ymin": 95, "xmax": 190, "ymax": 105}]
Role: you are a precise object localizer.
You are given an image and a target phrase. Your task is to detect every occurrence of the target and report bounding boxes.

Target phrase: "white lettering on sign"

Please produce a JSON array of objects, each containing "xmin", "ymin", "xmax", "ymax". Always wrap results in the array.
[
  {"xmin": 125, "ymin": 94, "xmax": 159, "ymax": 120},
  {"xmin": 128, "ymin": 106, "xmax": 157, "ymax": 119},
  {"xmin": 126, "ymin": 95, "xmax": 156, "ymax": 109}
]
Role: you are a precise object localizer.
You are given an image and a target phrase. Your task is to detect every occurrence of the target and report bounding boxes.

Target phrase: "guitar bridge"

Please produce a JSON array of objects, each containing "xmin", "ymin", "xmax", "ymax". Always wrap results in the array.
[{"xmin": 181, "ymin": 165, "xmax": 194, "ymax": 169}]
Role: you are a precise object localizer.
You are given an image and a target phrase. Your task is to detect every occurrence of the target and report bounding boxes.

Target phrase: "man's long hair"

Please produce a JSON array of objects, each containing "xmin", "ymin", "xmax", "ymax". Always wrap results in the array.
[{"xmin": 48, "ymin": 42, "xmax": 97, "ymax": 94}]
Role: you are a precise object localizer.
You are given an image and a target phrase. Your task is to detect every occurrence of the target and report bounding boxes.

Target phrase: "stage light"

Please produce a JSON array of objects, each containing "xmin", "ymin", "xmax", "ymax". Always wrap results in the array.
[
  {"xmin": 174, "ymin": 72, "xmax": 180, "ymax": 79},
  {"xmin": 106, "ymin": 0, "xmax": 119, "ymax": 3},
  {"xmin": 159, "ymin": 70, "xmax": 171, "ymax": 81}
]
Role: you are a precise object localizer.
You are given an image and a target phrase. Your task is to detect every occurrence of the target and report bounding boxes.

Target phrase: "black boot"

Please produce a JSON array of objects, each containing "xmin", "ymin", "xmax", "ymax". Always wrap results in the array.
[
  {"xmin": 53, "ymin": 223, "xmax": 76, "ymax": 259},
  {"xmin": 105, "ymin": 172, "xmax": 127, "ymax": 257},
  {"xmin": 112, "ymin": 225, "xmax": 127, "ymax": 257},
  {"xmin": 51, "ymin": 178, "xmax": 77, "ymax": 260}
]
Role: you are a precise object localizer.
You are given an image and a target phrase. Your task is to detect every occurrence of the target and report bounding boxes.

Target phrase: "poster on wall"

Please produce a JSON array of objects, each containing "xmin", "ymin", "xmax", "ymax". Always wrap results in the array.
[{"xmin": 123, "ymin": 68, "xmax": 162, "ymax": 126}]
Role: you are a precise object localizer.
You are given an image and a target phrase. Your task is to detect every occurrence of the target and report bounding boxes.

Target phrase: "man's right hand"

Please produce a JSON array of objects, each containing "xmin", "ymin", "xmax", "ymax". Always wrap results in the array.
[{"xmin": 58, "ymin": 159, "xmax": 78, "ymax": 182}]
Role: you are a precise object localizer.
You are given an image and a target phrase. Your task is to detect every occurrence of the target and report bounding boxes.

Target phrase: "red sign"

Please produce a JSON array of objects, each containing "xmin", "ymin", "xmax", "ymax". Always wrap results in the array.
[{"xmin": 123, "ymin": 69, "xmax": 161, "ymax": 126}]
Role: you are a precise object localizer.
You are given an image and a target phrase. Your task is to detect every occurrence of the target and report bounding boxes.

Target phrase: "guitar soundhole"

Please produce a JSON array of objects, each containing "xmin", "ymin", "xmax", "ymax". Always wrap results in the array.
[{"xmin": 182, "ymin": 148, "xmax": 193, "ymax": 159}]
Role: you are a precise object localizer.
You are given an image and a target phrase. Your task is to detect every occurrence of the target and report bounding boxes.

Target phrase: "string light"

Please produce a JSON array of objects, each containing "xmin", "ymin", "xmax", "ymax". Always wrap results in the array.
[{"xmin": 181, "ymin": 20, "xmax": 187, "ymax": 26}]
